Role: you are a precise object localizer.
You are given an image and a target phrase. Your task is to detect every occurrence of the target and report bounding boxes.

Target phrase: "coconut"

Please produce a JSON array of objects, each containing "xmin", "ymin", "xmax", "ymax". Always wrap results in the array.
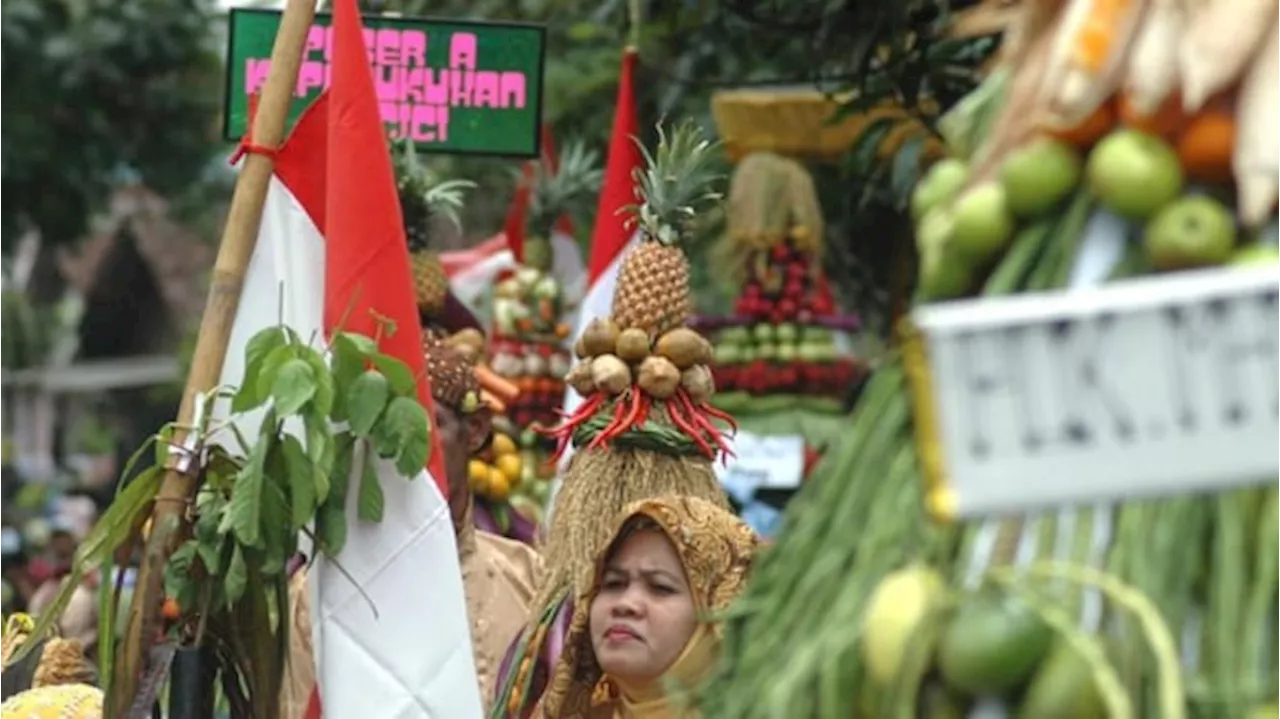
[
  {"xmin": 637, "ymin": 356, "xmax": 681, "ymax": 399},
  {"xmin": 615, "ymin": 328, "xmax": 652, "ymax": 363},
  {"xmin": 680, "ymin": 364, "xmax": 715, "ymax": 403},
  {"xmin": 565, "ymin": 361, "xmax": 596, "ymax": 396},
  {"xmin": 591, "ymin": 354, "xmax": 632, "ymax": 396},
  {"xmin": 655, "ymin": 327, "xmax": 710, "ymax": 370},
  {"xmin": 582, "ymin": 318, "xmax": 621, "ymax": 357},
  {"xmin": 574, "ymin": 336, "xmax": 589, "ymax": 359}
]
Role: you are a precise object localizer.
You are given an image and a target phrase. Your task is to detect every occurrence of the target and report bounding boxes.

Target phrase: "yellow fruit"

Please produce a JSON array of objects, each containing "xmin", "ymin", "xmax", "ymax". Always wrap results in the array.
[
  {"xmin": 860, "ymin": 564, "xmax": 948, "ymax": 686},
  {"xmin": 468, "ymin": 460, "xmax": 490, "ymax": 493},
  {"xmin": 496, "ymin": 454, "xmax": 522, "ymax": 486},
  {"xmin": 492, "ymin": 433, "xmax": 517, "ymax": 456},
  {"xmin": 487, "ymin": 468, "xmax": 510, "ymax": 501}
]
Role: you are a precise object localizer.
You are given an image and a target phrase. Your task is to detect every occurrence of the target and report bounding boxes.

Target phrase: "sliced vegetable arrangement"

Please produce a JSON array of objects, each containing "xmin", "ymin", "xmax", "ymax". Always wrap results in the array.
[{"xmin": 695, "ymin": 0, "xmax": 1278, "ymax": 715}]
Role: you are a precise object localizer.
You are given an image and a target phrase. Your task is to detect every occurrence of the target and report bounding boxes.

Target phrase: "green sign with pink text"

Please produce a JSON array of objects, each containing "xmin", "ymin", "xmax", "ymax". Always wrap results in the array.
[{"xmin": 223, "ymin": 9, "xmax": 546, "ymax": 157}]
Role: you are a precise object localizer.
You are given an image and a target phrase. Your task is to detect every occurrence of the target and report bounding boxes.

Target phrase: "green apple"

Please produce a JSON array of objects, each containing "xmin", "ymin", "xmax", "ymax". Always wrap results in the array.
[
  {"xmin": 755, "ymin": 343, "xmax": 777, "ymax": 361},
  {"xmin": 950, "ymin": 183, "xmax": 1016, "ymax": 260},
  {"xmin": 719, "ymin": 326, "xmax": 751, "ymax": 345},
  {"xmin": 775, "ymin": 343, "xmax": 798, "ymax": 362},
  {"xmin": 1143, "ymin": 196, "xmax": 1237, "ymax": 270},
  {"xmin": 1000, "ymin": 139, "xmax": 1082, "ymax": 218},
  {"xmin": 713, "ymin": 344, "xmax": 742, "ymax": 364},
  {"xmin": 774, "ymin": 322, "xmax": 799, "ymax": 344},
  {"xmin": 917, "ymin": 244, "xmax": 973, "ymax": 302},
  {"xmin": 801, "ymin": 326, "xmax": 835, "ymax": 345},
  {"xmin": 753, "ymin": 323, "xmax": 775, "ymax": 344},
  {"xmin": 1231, "ymin": 242, "xmax": 1280, "ymax": 267},
  {"xmin": 1086, "ymin": 130, "xmax": 1184, "ymax": 220},
  {"xmin": 911, "ymin": 158, "xmax": 969, "ymax": 221},
  {"xmin": 916, "ymin": 206, "xmax": 956, "ymax": 255}
]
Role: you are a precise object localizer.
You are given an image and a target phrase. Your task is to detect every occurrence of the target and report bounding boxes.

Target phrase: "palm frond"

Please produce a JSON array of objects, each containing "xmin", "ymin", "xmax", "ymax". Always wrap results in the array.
[
  {"xmin": 527, "ymin": 140, "xmax": 603, "ymax": 236},
  {"xmin": 629, "ymin": 119, "xmax": 724, "ymax": 244}
]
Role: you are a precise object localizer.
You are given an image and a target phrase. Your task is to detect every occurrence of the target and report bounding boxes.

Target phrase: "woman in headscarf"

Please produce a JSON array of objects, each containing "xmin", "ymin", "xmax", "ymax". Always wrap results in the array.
[
  {"xmin": 0, "ymin": 613, "xmax": 102, "ymax": 717},
  {"xmin": 526, "ymin": 496, "xmax": 758, "ymax": 718}
]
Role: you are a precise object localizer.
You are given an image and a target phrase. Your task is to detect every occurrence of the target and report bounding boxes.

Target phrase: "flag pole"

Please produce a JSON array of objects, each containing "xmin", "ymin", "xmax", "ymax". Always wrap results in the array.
[{"xmin": 111, "ymin": 0, "xmax": 318, "ymax": 712}]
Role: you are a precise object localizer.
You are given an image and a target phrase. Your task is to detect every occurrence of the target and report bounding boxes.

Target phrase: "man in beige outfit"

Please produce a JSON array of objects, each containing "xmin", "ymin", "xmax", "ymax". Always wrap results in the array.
[{"xmin": 280, "ymin": 334, "xmax": 542, "ymax": 717}]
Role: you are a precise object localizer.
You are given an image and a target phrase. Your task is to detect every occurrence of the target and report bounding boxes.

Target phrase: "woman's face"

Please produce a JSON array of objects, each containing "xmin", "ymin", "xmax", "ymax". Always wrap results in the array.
[{"xmin": 588, "ymin": 528, "xmax": 697, "ymax": 684}]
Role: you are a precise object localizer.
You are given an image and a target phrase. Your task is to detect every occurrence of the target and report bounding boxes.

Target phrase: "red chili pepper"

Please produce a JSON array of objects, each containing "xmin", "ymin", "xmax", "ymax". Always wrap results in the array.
[{"xmin": 665, "ymin": 399, "xmax": 715, "ymax": 459}]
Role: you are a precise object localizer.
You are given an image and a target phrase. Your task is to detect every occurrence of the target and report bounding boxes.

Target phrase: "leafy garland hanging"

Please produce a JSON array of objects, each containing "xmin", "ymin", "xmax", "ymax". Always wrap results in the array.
[{"xmin": 14, "ymin": 321, "xmax": 433, "ymax": 717}]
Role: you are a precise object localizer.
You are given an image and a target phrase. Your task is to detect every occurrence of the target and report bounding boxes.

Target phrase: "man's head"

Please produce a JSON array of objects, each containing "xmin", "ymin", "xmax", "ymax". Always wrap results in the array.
[{"xmin": 424, "ymin": 334, "xmax": 492, "ymax": 532}]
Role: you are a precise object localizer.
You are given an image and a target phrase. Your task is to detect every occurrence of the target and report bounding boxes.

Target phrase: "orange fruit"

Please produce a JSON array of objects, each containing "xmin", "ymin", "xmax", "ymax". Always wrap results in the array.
[
  {"xmin": 491, "ymin": 433, "xmax": 517, "ymax": 456},
  {"xmin": 1045, "ymin": 99, "xmax": 1116, "ymax": 148},
  {"xmin": 496, "ymin": 454, "xmax": 522, "ymax": 486},
  {"xmin": 468, "ymin": 460, "xmax": 490, "ymax": 493},
  {"xmin": 1177, "ymin": 109, "xmax": 1236, "ymax": 185},
  {"xmin": 161, "ymin": 597, "xmax": 180, "ymax": 621},
  {"xmin": 487, "ymin": 467, "xmax": 510, "ymax": 501},
  {"xmin": 1118, "ymin": 92, "xmax": 1185, "ymax": 139}
]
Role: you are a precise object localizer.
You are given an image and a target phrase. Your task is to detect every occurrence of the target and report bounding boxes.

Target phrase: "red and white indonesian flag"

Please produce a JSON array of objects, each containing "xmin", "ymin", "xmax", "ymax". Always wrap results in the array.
[
  {"xmin": 216, "ymin": 0, "xmax": 481, "ymax": 715},
  {"xmin": 550, "ymin": 49, "xmax": 643, "ymax": 494}
]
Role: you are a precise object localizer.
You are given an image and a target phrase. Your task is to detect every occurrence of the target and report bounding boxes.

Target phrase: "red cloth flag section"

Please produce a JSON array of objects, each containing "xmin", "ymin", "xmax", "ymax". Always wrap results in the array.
[
  {"xmin": 549, "ymin": 48, "xmax": 644, "ymax": 499},
  {"xmin": 215, "ymin": 0, "xmax": 481, "ymax": 715}
]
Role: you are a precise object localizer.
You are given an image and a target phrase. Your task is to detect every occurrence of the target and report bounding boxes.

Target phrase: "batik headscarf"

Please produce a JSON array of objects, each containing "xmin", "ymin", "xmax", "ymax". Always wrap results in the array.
[
  {"xmin": 537, "ymin": 496, "xmax": 758, "ymax": 718},
  {"xmin": 1, "ymin": 613, "xmax": 102, "ymax": 717}
]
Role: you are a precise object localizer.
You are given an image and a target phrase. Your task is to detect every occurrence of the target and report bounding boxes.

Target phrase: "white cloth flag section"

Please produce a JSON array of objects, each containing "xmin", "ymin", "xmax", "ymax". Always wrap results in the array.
[
  {"xmin": 214, "ymin": 175, "xmax": 483, "ymax": 718},
  {"xmin": 909, "ymin": 265, "xmax": 1280, "ymax": 519}
]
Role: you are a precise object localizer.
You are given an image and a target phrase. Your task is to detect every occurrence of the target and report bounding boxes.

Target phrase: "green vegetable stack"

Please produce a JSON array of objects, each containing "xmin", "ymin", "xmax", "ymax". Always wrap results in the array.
[{"xmin": 694, "ymin": 2, "xmax": 1279, "ymax": 717}]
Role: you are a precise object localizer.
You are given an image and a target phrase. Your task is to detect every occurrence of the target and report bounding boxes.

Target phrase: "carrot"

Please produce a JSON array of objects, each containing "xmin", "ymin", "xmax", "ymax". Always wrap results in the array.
[
  {"xmin": 480, "ymin": 390, "xmax": 508, "ymax": 415},
  {"xmin": 1178, "ymin": 106, "xmax": 1237, "ymax": 184},
  {"xmin": 474, "ymin": 364, "xmax": 521, "ymax": 403}
]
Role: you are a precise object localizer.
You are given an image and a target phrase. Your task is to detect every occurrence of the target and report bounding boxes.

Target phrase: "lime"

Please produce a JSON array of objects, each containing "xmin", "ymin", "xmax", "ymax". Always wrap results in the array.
[{"xmin": 937, "ymin": 594, "xmax": 1052, "ymax": 695}]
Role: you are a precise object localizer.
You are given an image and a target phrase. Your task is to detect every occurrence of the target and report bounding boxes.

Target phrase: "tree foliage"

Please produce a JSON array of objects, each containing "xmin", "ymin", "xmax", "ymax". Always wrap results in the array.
[
  {"xmin": 385, "ymin": 0, "xmax": 997, "ymax": 334},
  {"xmin": 1, "ymin": 0, "xmax": 224, "ymax": 254}
]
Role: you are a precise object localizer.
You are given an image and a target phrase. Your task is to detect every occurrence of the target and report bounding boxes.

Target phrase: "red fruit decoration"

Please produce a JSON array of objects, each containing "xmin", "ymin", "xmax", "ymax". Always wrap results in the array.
[{"xmin": 690, "ymin": 151, "xmax": 869, "ymax": 480}]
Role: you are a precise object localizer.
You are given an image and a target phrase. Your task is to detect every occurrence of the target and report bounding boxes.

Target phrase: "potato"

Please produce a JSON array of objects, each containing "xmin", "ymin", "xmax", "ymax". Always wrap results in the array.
[
  {"xmin": 637, "ymin": 356, "xmax": 681, "ymax": 399},
  {"xmin": 581, "ymin": 318, "xmax": 620, "ymax": 357},
  {"xmin": 655, "ymin": 327, "xmax": 708, "ymax": 369},
  {"xmin": 615, "ymin": 328, "xmax": 652, "ymax": 363},
  {"xmin": 680, "ymin": 364, "xmax": 715, "ymax": 403},
  {"xmin": 591, "ymin": 354, "xmax": 632, "ymax": 396},
  {"xmin": 565, "ymin": 361, "xmax": 596, "ymax": 396}
]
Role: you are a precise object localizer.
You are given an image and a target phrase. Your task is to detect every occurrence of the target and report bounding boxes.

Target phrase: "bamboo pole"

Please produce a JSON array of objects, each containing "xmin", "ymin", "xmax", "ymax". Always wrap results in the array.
[{"xmin": 110, "ymin": 1, "xmax": 317, "ymax": 714}]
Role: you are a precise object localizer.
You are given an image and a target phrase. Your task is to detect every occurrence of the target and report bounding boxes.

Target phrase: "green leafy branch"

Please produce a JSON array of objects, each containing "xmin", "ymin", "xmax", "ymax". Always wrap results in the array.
[
  {"xmin": 163, "ymin": 325, "xmax": 433, "ymax": 619},
  {"xmin": 13, "ymin": 325, "xmax": 433, "ymax": 717}
]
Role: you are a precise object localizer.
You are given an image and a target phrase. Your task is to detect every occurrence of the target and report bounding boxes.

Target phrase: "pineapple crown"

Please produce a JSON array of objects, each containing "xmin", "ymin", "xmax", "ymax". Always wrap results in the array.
[
  {"xmin": 390, "ymin": 137, "xmax": 477, "ymax": 251},
  {"xmin": 523, "ymin": 140, "xmax": 603, "ymax": 239},
  {"xmin": 627, "ymin": 119, "xmax": 725, "ymax": 246}
]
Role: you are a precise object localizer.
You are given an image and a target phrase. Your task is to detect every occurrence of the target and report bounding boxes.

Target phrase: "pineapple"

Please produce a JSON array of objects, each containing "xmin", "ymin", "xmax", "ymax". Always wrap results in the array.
[
  {"xmin": 611, "ymin": 120, "xmax": 724, "ymax": 337},
  {"xmin": 391, "ymin": 138, "xmax": 476, "ymax": 316},
  {"xmin": 523, "ymin": 141, "xmax": 603, "ymax": 272}
]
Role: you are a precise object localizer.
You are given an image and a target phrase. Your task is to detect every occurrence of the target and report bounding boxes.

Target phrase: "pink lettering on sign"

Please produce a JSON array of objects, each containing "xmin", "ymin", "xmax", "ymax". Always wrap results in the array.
[{"xmin": 243, "ymin": 24, "xmax": 531, "ymax": 145}]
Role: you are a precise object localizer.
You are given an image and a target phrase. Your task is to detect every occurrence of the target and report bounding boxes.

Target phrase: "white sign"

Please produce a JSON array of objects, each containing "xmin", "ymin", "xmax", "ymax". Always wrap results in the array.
[
  {"xmin": 716, "ymin": 431, "xmax": 806, "ymax": 494},
  {"xmin": 910, "ymin": 266, "xmax": 1279, "ymax": 519}
]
